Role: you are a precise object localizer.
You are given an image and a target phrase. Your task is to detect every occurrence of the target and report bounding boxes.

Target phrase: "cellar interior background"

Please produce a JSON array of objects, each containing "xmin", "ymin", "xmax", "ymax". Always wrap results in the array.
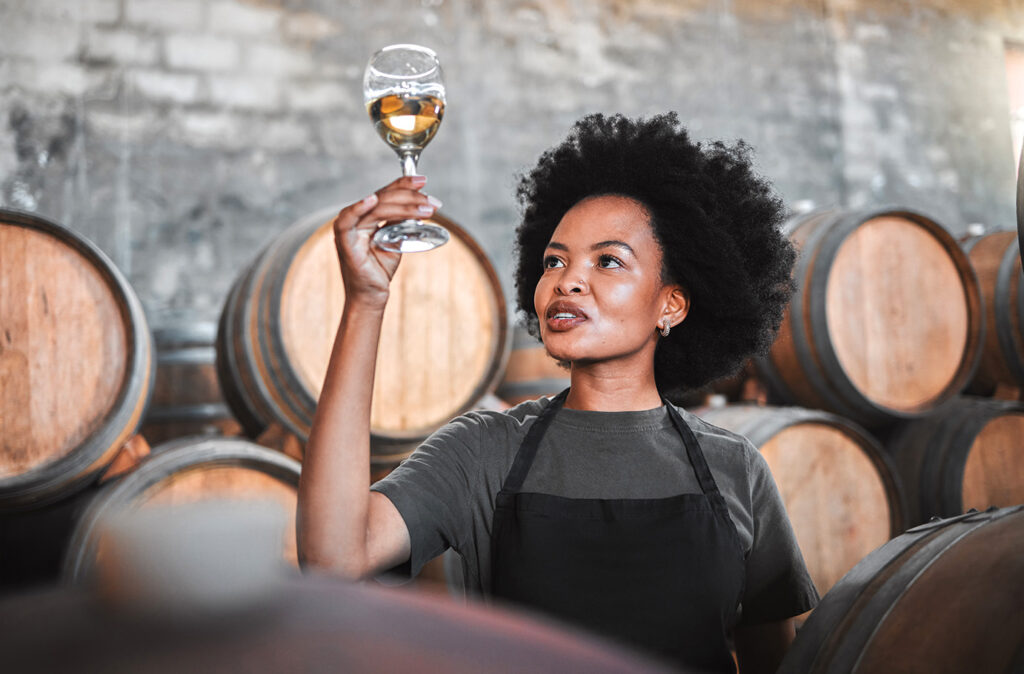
[
  {"xmin": 2, "ymin": 0, "xmax": 1022, "ymax": 330},
  {"xmin": 3, "ymin": 0, "xmax": 1024, "ymax": 668}
]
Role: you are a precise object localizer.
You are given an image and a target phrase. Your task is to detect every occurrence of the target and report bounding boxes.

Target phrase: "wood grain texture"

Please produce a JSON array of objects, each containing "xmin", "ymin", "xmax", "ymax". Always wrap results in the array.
[
  {"xmin": 0, "ymin": 225, "xmax": 128, "ymax": 477},
  {"xmin": 961, "ymin": 412, "xmax": 1024, "ymax": 511},
  {"xmin": 763, "ymin": 212, "xmax": 839, "ymax": 412},
  {"xmin": 965, "ymin": 231, "xmax": 1024, "ymax": 390},
  {"xmin": 762, "ymin": 209, "xmax": 981, "ymax": 427},
  {"xmin": 779, "ymin": 506, "xmax": 1024, "ymax": 674},
  {"xmin": 697, "ymin": 405, "xmax": 902, "ymax": 602},
  {"xmin": 761, "ymin": 424, "xmax": 892, "ymax": 596},
  {"xmin": 855, "ymin": 510, "xmax": 1024, "ymax": 673},
  {"xmin": 280, "ymin": 214, "xmax": 506, "ymax": 435},
  {"xmin": 825, "ymin": 216, "xmax": 968, "ymax": 410},
  {"xmin": 889, "ymin": 397, "xmax": 1024, "ymax": 524}
]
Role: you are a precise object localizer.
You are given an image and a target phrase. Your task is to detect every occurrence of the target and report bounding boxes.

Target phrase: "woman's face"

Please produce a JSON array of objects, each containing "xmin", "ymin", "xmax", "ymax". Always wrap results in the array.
[{"xmin": 533, "ymin": 195, "xmax": 686, "ymax": 367}]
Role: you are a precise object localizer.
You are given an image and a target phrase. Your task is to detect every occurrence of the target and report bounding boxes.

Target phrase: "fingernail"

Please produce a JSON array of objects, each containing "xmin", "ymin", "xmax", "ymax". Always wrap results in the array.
[
  {"xmin": 410, "ymin": 175, "xmax": 427, "ymax": 186},
  {"xmin": 418, "ymin": 204, "xmax": 436, "ymax": 214},
  {"xmin": 426, "ymin": 195, "xmax": 443, "ymax": 208},
  {"xmin": 362, "ymin": 193, "xmax": 378, "ymax": 207}
]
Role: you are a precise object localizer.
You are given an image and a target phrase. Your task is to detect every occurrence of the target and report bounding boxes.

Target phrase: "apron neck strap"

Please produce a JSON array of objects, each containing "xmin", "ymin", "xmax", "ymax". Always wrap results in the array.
[
  {"xmin": 665, "ymin": 402, "xmax": 725, "ymax": 500},
  {"xmin": 501, "ymin": 389, "xmax": 569, "ymax": 493},
  {"xmin": 501, "ymin": 389, "xmax": 726, "ymax": 502}
]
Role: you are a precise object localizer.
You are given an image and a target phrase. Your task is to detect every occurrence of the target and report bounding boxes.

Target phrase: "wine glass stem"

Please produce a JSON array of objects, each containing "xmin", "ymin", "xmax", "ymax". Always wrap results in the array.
[{"xmin": 400, "ymin": 153, "xmax": 419, "ymax": 177}]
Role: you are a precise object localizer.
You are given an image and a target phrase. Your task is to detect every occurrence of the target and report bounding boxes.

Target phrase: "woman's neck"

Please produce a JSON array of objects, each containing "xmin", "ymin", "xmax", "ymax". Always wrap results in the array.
[{"xmin": 564, "ymin": 362, "xmax": 663, "ymax": 411}]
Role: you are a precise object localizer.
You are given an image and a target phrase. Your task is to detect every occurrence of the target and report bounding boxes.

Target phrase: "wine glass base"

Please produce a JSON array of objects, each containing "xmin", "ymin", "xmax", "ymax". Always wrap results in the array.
[{"xmin": 373, "ymin": 220, "xmax": 450, "ymax": 253}]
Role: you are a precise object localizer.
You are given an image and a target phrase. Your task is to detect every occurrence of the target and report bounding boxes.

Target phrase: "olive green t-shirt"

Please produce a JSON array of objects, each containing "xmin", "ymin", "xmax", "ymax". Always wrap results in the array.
[{"xmin": 371, "ymin": 396, "xmax": 819, "ymax": 625}]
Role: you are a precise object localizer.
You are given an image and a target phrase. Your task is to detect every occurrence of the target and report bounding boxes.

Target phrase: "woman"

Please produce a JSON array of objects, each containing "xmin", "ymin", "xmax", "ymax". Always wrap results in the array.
[{"xmin": 298, "ymin": 113, "xmax": 818, "ymax": 673}]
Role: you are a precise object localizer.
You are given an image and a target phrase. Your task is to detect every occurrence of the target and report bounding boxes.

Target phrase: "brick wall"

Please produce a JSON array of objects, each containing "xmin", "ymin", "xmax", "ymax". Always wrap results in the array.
[{"xmin": 1, "ymin": 0, "xmax": 1023, "ymax": 329}]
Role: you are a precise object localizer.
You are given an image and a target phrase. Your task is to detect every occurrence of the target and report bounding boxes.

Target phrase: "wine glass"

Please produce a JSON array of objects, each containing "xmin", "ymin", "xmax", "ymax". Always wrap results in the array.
[{"xmin": 364, "ymin": 44, "xmax": 449, "ymax": 253}]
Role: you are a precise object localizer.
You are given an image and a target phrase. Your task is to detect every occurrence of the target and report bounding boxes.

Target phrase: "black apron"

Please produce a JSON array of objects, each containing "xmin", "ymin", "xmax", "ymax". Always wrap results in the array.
[{"xmin": 490, "ymin": 390, "xmax": 746, "ymax": 672}]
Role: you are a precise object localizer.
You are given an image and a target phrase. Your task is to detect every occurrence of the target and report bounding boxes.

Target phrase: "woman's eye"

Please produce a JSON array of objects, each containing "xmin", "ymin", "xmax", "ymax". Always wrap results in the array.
[
  {"xmin": 598, "ymin": 254, "xmax": 622, "ymax": 268},
  {"xmin": 543, "ymin": 256, "xmax": 563, "ymax": 269}
]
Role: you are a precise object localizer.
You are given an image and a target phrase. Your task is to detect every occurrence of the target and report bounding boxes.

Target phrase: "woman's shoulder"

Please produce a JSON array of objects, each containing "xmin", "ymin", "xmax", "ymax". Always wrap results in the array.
[
  {"xmin": 670, "ymin": 404, "xmax": 769, "ymax": 477},
  {"xmin": 673, "ymin": 405, "xmax": 756, "ymax": 451},
  {"xmin": 434, "ymin": 395, "xmax": 554, "ymax": 443}
]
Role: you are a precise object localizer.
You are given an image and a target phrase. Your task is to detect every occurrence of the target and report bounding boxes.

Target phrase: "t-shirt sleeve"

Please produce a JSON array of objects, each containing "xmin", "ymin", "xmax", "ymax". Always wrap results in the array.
[
  {"xmin": 739, "ymin": 442, "xmax": 820, "ymax": 624},
  {"xmin": 370, "ymin": 414, "xmax": 483, "ymax": 579}
]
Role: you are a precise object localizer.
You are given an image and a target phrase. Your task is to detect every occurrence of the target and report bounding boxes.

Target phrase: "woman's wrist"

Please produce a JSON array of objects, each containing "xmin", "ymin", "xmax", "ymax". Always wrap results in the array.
[{"xmin": 343, "ymin": 290, "xmax": 390, "ymax": 314}]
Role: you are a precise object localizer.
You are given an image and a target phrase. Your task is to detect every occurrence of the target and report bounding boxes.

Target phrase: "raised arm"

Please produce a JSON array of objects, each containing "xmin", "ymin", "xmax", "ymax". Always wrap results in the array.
[{"xmin": 297, "ymin": 175, "xmax": 440, "ymax": 579}]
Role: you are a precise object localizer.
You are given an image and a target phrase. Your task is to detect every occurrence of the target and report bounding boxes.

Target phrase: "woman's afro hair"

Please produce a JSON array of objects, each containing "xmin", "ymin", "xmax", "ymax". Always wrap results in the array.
[{"xmin": 513, "ymin": 112, "xmax": 796, "ymax": 396}]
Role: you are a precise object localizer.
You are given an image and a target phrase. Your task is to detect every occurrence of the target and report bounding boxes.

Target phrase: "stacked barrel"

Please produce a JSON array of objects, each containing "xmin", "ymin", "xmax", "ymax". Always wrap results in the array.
[
  {"xmin": 1, "ymin": 210, "xmax": 156, "ymax": 589},
  {"xmin": 0, "ymin": 205, "xmax": 509, "ymax": 593},
  {"xmin": 688, "ymin": 207, "xmax": 1024, "ymax": 638},
  {"xmin": 4, "ymin": 188, "xmax": 1024, "ymax": 668},
  {"xmin": 697, "ymin": 204, "xmax": 1024, "ymax": 672},
  {"xmin": 215, "ymin": 207, "xmax": 509, "ymax": 468}
]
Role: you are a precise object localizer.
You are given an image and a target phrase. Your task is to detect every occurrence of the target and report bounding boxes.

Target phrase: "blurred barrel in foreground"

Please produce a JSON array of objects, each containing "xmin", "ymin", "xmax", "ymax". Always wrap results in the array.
[
  {"xmin": 696, "ymin": 405, "xmax": 905, "ymax": 600},
  {"xmin": 758, "ymin": 209, "xmax": 983, "ymax": 428},
  {"xmin": 217, "ymin": 208, "xmax": 508, "ymax": 463},
  {"xmin": 141, "ymin": 324, "xmax": 242, "ymax": 445},
  {"xmin": 1, "ymin": 575, "xmax": 672, "ymax": 674},
  {"xmin": 0, "ymin": 209, "xmax": 153, "ymax": 510},
  {"xmin": 779, "ymin": 505, "xmax": 1024, "ymax": 674},
  {"xmin": 961, "ymin": 230, "xmax": 1024, "ymax": 393},
  {"xmin": 888, "ymin": 397, "xmax": 1024, "ymax": 525},
  {"xmin": 63, "ymin": 437, "xmax": 300, "ymax": 583}
]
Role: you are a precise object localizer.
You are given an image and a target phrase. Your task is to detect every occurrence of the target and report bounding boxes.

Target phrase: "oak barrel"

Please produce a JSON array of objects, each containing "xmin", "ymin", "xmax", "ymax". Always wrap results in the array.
[
  {"xmin": 888, "ymin": 396, "xmax": 1024, "ymax": 525},
  {"xmin": 757, "ymin": 209, "xmax": 983, "ymax": 427},
  {"xmin": 778, "ymin": 505, "xmax": 1024, "ymax": 674},
  {"xmin": 217, "ymin": 207, "xmax": 509, "ymax": 461},
  {"xmin": 0, "ymin": 576, "xmax": 672, "ymax": 674},
  {"xmin": 62, "ymin": 437, "xmax": 301, "ymax": 583},
  {"xmin": 141, "ymin": 323, "xmax": 241, "ymax": 445},
  {"xmin": 696, "ymin": 405, "xmax": 905, "ymax": 600},
  {"xmin": 961, "ymin": 230, "xmax": 1024, "ymax": 392},
  {"xmin": 0, "ymin": 209, "xmax": 154, "ymax": 510}
]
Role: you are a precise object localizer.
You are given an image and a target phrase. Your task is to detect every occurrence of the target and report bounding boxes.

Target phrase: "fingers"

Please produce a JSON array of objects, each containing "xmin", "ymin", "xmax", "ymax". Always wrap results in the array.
[{"xmin": 334, "ymin": 178, "xmax": 441, "ymax": 235}]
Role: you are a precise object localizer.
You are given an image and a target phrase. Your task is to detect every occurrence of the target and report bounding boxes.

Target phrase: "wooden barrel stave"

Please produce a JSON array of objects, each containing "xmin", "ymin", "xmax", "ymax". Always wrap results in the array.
[
  {"xmin": 889, "ymin": 397, "xmax": 1024, "ymax": 524},
  {"xmin": 141, "ymin": 323, "xmax": 240, "ymax": 445},
  {"xmin": 995, "ymin": 236, "xmax": 1024, "ymax": 384},
  {"xmin": 0, "ymin": 209, "xmax": 154, "ymax": 510},
  {"xmin": 62, "ymin": 437, "xmax": 301, "ymax": 583},
  {"xmin": 962, "ymin": 231, "xmax": 1024, "ymax": 392},
  {"xmin": 216, "ymin": 269, "xmax": 270, "ymax": 437},
  {"xmin": 760, "ymin": 208, "xmax": 983, "ymax": 428},
  {"xmin": 758, "ymin": 211, "xmax": 842, "ymax": 415},
  {"xmin": 216, "ymin": 207, "xmax": 509, "ymax": 456},
  {"xmin": 695, "ymin": 404, "xmax": 905, "ymax": 602},
  {"xmin": 779, "ymin": 505, "xmax": 1024, "ymax": 674}
]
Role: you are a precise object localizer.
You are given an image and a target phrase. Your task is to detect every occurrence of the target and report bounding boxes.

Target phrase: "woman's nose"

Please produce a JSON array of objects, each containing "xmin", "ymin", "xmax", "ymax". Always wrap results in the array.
[{"xmin": 555, "ymin": 268, "xmax": 587, "ymax": 295}]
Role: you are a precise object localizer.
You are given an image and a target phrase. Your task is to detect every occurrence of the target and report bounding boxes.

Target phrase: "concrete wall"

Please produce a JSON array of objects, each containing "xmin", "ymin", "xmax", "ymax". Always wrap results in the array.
[{"xmin": 2, "ymin": 0, "xmax": 1023, "ymax": 331}]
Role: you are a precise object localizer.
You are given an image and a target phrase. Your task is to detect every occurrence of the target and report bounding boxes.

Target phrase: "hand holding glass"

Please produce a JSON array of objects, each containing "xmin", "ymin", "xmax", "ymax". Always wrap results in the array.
[{"xmin": 364, "ymin": 44, "xmax": 449, "ymax": 253}]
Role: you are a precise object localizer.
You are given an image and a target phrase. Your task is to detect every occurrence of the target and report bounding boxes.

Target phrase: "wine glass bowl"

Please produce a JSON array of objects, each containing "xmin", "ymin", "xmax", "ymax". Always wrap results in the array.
[{"xmin": 364, "ymin": 44, "xmax": 450, "ymax": 253}]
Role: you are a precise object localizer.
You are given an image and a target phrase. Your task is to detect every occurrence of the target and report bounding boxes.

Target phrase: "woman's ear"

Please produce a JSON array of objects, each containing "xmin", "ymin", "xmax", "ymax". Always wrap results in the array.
[{"xmin": 662, "ymin": 285, "xmax": 690, "ymax": 329}]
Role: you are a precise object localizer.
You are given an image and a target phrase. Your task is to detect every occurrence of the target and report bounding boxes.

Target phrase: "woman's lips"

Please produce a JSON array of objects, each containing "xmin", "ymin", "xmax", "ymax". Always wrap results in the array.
[{"xmin": 545, "ymin": 301, "xmax": 588, "ymax": 331}]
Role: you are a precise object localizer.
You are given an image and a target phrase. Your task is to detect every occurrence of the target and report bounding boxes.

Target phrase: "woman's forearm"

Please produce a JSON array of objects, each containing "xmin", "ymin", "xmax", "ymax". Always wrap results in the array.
[
  {"xmin": 297, "ymin": 299, "xmax": 387, "ymax": 577},
  {"xmin": 296, "ymin": 176, "xmax": 434, "ymax": 578}
]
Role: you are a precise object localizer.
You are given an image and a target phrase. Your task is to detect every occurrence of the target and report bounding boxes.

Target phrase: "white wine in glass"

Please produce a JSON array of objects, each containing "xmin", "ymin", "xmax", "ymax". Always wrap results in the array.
[{"xmin": 364, "ymin": 44, "xmax": 449, "ymax": 253}]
